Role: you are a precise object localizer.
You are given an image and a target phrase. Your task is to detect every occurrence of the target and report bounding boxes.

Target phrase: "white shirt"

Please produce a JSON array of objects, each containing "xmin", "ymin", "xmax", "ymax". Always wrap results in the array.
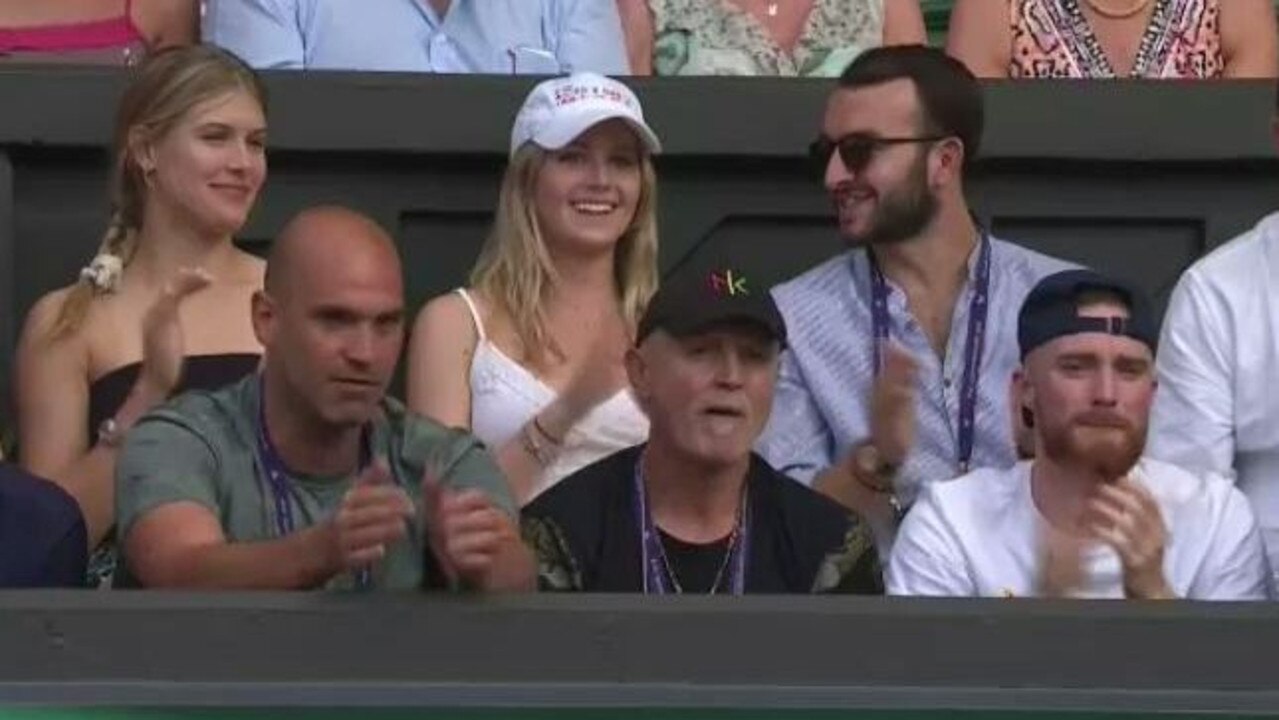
[
  {"xmin": 887, "ymin": 459, "xmax": 1269, "ymax": 600},
  {"xmin": 1147, "ymin": 210, "xmax": 1279, "ymax": 586}
]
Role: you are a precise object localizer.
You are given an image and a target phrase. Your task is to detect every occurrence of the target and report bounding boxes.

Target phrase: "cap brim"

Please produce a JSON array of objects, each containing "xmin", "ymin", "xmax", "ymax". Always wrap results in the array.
[
  {"xmin": 531, "ymin": 106, "xmax": 662, "ymax": 155},
  {"xmin": 659, "ymin": 312, "xmax": 786, "ymax": 347}
]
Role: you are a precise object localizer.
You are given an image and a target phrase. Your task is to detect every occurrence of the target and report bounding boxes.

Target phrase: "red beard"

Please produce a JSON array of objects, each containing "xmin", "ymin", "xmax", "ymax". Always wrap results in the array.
[{"xmin": 1041, "ymin": 412, "xmax": 1145, "ymax": 481}]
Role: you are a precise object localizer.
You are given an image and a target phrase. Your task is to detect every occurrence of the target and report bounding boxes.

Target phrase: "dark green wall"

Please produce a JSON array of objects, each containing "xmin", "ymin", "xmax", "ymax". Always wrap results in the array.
[{"xmin": 0, "ymin": 70, "xmax": 1276, "ymax": 407}]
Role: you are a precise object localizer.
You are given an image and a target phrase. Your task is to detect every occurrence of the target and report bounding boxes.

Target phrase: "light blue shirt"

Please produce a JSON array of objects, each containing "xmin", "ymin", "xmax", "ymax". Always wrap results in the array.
[
  {"xmin": 756, "ymin": 239, "xmax": 1075, "ymax": 507},
  {"xmin": 203, "ymin": 0, "xmax": 629, "ymax": 74}
]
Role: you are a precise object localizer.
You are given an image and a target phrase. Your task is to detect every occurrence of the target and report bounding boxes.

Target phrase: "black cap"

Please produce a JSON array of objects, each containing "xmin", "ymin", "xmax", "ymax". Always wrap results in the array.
[
  {"xmin": 1017, "ymin": 269, "xmax": 1158, "ymax": 360},
  {"xmin": 637, "ymin": 265, "xmax": 788, "ymax": 346}
]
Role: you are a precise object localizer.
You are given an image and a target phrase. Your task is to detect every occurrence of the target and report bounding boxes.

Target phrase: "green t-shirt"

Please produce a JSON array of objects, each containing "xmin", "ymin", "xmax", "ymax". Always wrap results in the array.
[{"xmin": 115, "ymin": 375, "xmax": 513, "ymax": 590}]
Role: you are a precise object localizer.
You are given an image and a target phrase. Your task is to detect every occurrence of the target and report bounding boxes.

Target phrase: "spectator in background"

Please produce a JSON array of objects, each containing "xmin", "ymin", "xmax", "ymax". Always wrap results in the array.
[
  {"xmin": 756, "ymin": 45, "xmax": 1072, "ymax": 554},
  {"xmin": 946, "ymin": 0, "xmax": 1278, "ymax": 79},
  {"xmin": 117, "ymin": 207, "xmax": 532, "ymax": 592},
  {"xmin": 523, "ymin": 263, "xmax": 882, "ymax": 594},
  {"xmin": 13, "ymin": 45, "xmax": 267, "ymax": 587},
  {"xmin": 616, "ymin": 0, "xmax": 925, "ymax": 76},
  {"xmin": 408, "ymin": 73, "xmax": 657, "ymax": 506},
  {"xmin": 1147, "ymin": 99, "xmax": 1279, "ymax": 586},
  {"xmin": 889, "ymin": 270, "xmax": 1269, "ymax": 600},
  {"xmin": 0, "ymin": 0, "xmax": 196, "ymax": 65},
  {"xmin": 0, "ymin": 465, "xmax": 87, "ymax": 588},
  {"xmin": 204, "ymin": 0, "xmax": 628, "ymax": 74}
]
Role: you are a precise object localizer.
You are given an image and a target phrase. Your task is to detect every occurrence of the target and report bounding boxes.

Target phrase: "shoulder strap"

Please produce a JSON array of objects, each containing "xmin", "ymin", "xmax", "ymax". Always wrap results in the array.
[{"xmin": 454, "ymin": 288, "xmax": 487, "ymax": 342}]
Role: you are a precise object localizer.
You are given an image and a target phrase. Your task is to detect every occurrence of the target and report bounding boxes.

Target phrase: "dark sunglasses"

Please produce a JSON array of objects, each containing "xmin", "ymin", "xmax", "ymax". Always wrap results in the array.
[{"xmin": 808, "ymin": 133, "xmax": 949, "ymax": 177}]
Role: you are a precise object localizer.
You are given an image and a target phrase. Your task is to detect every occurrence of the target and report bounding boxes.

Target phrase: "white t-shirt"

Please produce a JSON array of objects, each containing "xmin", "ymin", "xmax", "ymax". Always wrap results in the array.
[
  {"xmin": 887, "ymin": 458, "xmax": 1270, "ymax": 600},
  {"xmin": 1147, "ymin": 210, "xmax": 1279, "ymax": 586}
]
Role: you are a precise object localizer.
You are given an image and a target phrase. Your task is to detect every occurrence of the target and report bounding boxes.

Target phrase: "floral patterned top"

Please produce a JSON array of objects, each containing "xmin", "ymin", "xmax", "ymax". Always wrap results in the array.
[
  {"xmin": 1010, "ymin": 0, "xmax": 1223, "ymax": 78},
  {"xmin": 650, "ymin": 0, "xmax": 885, "ymax": 76},
  {"xmin": 521, "ymin": 445, "xmax": 884, "ymax": 594}
]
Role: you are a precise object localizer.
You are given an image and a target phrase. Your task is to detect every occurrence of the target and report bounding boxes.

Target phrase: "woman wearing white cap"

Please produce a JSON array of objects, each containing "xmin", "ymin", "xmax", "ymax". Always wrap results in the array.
[{"xmin": 409, "ymin": 72, "xmax": 659, "ymax": 506}]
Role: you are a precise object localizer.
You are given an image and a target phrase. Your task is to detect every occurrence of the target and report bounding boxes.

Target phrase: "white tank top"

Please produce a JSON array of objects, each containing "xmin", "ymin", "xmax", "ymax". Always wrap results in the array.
[{"xmin": 456, "ymin": 288, "xmax": 650, "ymax": 499}]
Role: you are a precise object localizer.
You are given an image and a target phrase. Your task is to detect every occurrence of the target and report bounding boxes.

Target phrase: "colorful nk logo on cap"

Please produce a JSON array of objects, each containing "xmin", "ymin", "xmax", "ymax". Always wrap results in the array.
[{"xmin": 707, "ymin": 269, "xmax": 748, "ymax": 297}]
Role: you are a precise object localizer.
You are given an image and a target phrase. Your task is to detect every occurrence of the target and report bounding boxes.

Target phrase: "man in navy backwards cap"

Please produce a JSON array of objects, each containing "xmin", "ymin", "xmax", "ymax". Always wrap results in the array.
[
  {"xmin": 522, "ymin": 265, "xmax": 882, "ymax": 594},
  {"xmin": 888, "ymin": 269, "xmax": 1270, "ymax": 599}
]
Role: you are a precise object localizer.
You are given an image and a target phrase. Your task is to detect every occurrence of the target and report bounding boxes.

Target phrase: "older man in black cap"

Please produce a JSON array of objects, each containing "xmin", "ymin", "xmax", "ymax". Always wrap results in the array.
[
  {"xmin": 888, "ymin": 269, "xmax": 1270, "ymax": 600},
  {"xmin": 522, "ymin": 265, "xmax": 882, "ymax": 594}
]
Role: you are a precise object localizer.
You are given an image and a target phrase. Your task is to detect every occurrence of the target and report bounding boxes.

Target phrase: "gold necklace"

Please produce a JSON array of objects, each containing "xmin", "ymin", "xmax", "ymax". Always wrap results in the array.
[{"xmin": 1083, "ymin": 0, "xmax": 1152, "ymax": 19}]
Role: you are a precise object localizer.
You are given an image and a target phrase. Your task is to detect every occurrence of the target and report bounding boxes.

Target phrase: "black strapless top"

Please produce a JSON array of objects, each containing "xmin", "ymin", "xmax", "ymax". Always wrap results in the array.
[{"xmin": 87, "ymin": 353, "xmax": 261, "ymax": 436}]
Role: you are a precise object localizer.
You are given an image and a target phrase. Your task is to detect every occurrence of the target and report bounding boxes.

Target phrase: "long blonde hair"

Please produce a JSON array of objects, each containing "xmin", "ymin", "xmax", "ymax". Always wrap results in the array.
[
  {"xmin": 469, "ymin": 142, "xmax": 659, "ymax": 367},
  {"xmin": 49, "ymin": 45, "xmax": 266, "ymax": 340}
]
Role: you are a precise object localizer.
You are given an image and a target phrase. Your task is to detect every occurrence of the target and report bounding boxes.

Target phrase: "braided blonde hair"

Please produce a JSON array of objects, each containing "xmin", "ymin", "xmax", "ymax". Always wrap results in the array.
[{"xmin": 50, "ymin": 45, "xmax": 266, "ymax": 340}]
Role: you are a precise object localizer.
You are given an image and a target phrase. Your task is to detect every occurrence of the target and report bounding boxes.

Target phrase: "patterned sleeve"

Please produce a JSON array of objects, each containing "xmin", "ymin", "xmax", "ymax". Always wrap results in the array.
[
  {"xmin": 521, "ymin": 515, "xmax": 584, "ymax": 592},
  {"xmin": 811, "ymin": 521, "xmax": 884, "ymax": 594}
]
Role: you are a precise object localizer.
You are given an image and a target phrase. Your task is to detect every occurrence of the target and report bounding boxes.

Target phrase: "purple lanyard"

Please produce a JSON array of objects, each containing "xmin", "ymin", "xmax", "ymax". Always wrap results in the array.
[
  {"xmin": 632, "ymin": 459, "xmax": 750, "ymax": 595},
  {"xmin": 255, "ymin": 378, "xmax": 373, "ymax": 586},
  {"xmin": 867, "ymin": 235, "xmax": 991, "ymax": 474}
]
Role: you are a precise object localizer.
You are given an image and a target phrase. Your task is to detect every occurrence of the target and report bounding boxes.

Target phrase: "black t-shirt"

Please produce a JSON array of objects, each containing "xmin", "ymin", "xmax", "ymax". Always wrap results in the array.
[
  {"xmin": 521, "ymin": 445, "xmax": 883, "ymax": 594},
  {"xmin": 658, "ymin": 530, "xmax": 732, "ymax": 594}
]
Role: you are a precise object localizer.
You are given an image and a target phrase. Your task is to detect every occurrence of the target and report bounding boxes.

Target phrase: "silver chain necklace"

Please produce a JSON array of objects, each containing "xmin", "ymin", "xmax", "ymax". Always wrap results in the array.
[{"xmin": 653, "ymin": 491, "xmax": 747, "ymax": 594}]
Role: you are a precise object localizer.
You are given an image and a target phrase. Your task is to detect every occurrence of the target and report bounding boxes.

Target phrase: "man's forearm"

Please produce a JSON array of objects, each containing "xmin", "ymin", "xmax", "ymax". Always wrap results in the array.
[
  {"xmin": 475, "ymin": 538, "xmax": 536, "ymax": 592},
  {"xmin": 141, "ymin": 524, "xmax": 340, "ymax": 590},
  {"xmin": 813, "ymin": 462, "xmax": 859, "ymax": 510}
]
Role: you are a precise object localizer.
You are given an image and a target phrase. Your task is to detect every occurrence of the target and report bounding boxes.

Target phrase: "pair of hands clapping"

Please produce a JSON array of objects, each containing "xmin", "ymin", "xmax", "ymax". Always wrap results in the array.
[
  {"xmin": 1040, "ymin": 472, "xmax": 1172, "ymax": 599},
  {"xmin": 331, "ymin": 460, "xmax": 517, "ymax": 587}
]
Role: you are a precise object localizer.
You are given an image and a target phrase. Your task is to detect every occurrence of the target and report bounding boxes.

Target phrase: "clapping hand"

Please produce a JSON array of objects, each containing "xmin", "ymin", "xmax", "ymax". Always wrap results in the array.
[
  {"xmin": 870, "ymin": 341, "xmax": 918, "ymax": 468},
  {"xmin": 422, "ymin": 469, "xmax": 519, "ymax": 588},
  {"xmin": 138, "ymin": 266, "xmax": 213, "ymax": 398},
  {"xmin": 332, "ymin": 459, "xmax": 415, "ymax": 572}
]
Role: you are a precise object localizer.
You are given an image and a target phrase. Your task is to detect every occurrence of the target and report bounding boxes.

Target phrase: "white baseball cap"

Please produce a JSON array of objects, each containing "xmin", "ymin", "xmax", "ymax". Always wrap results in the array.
[{"xmin": 509, "ymin": 72, "xmax": 662, "ymax": 158}]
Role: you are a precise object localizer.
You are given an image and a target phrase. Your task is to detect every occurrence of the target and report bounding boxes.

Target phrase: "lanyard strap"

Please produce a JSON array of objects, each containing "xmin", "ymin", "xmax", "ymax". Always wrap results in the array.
[
  {"xmin": 632, "ymin": 457, "xmax": 750, "ymax": 595},
  {"xmin": 255, "ymin": 394, "xmax": 296, "ymax": 539},
  {"xmin": 867, "ymin": 235, "xmax": 991, "ymax": 473},
  {"xmin": 255, "ymin": 378, "xmax": 374, "ymax": 586}
]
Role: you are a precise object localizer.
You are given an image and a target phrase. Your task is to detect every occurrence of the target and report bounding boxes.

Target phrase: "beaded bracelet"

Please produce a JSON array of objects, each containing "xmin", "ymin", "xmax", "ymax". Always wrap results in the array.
[
  {"xmin": 531, "ymin": 415, "xmax": 565, "ymax": 446},
  {"xmin": 521, "ymin": 423, "xmax": 555, "ymax": 467}
]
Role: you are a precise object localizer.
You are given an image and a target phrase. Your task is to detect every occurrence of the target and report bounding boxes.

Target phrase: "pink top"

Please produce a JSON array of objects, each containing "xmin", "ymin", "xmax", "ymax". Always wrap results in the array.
[
  {"xmin": 0, "ymin": 0, "xmax": 145, "ymax": 65},
  {"xmin": 1010, "ymin": 0, "xmax": 1223, "ymax": 78}
]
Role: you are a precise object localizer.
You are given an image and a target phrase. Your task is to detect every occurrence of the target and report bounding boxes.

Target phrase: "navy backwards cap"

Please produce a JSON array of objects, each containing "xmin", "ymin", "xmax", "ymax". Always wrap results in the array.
[
  {"xmin": 1017, "ymin": 269, "xmax": 1158, "ymax": 360},
  {"xmin": 638, "ymin": 264, "xmax": 787, "ymax": 347}
]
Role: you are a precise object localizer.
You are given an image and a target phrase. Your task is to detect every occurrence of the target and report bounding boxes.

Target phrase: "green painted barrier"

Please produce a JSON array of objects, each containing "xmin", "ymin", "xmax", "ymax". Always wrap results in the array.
[{"xmin": 1, "ymin": 711, "xmax": 1276, "ymax": 720}]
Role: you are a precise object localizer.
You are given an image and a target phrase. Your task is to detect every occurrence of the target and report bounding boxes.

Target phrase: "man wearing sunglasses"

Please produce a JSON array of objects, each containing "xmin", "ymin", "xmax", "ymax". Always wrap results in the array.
[{"xmin": 757, "ymin": 45, "xmax": 1074, "ymax": 553}]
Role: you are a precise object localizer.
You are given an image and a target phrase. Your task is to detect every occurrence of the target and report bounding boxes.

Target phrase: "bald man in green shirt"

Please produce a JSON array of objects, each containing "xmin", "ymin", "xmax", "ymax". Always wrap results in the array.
[{"xmin": 117, "ymin": 206, "xmax": 532, "ymax": 591}]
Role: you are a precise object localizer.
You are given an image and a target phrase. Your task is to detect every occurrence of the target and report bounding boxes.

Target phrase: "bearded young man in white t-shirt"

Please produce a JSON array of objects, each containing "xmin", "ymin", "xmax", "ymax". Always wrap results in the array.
[{"xmin": 888, "ymin": 269, "xmax": 1270, "ymax": 600}]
